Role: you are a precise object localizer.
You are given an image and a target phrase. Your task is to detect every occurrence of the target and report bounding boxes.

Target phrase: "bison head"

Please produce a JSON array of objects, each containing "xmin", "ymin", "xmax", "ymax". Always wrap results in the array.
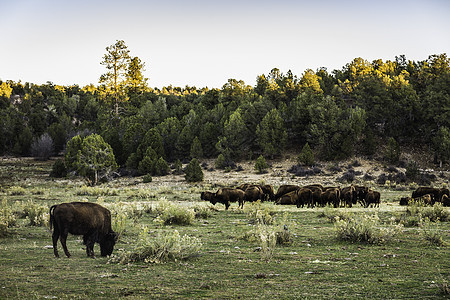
[{"xmin": 100, "ymin": 231, "xmax": 117, "ymax": 256}]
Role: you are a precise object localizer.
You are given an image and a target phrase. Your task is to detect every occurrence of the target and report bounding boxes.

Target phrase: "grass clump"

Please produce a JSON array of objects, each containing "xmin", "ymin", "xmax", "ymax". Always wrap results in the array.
[
  {"xmin": 396, "ymin": 203, "xmax": 449, "ymax": 227},
  {"xmin": 154, "ymin": 199, "xmax": 195, "ymax": 225},
  {"xmin": 75, "ymin": 185, "xmax": 119, "ymax": 196},
  {"xmin": 0, "ymin": 199, "xmax": 17, "ymax": 237},
  {"xmin": 21, "ymin": 200, "xmax": 49, "ymax": 227},
  {"xmin": 110, "ymin": 227, "xmax": 202, "ymax": 264},
  {"xmin": 244, "ymin": 201, "xmax": 275, "ymax": 225},
  {"xmin": 334, "ymin": 213, "xmax": 403, "ymax": 244},
  {"xmin": 420, "ymin": 218, "xmax": 446, "ymax": 246},
  {"xmin": 318, "ymin": 206, "xmax": 353, "ymax": 223},
  {"xmin": 7, "ymin": 186, "xmax": 26, "ymax": 196}
]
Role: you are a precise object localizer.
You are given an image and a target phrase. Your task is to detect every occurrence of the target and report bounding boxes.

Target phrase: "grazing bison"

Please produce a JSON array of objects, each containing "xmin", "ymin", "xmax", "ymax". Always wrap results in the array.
[
  {"xmin": 260, "ymin": 184, "xmax": 275, "ymax": 201},
  {"xmin": 49, "ymin": 202, "xmax": 117, "ymax": 258},
  {"xmin": 341, "ymin": 186, "xmax": 356, "ymax": 207},
  {"xmin": 274, "ymin": 185, "xmax": 300, "ymax": 201},
  {"xmin": 400, "ymin": 197, "xmax": 411, "ymax": 206},
  {"xmin": 354, "ymin": 185, "xmax": 369, "ymax": 206},
  {"xmin": 200, "ymin": 191, "xmax": 216, "ymax": 202},
  {"xmin": 321, "ymin": 188, "xmax": 340, "ymax": 208},
  {"xmin": 244, "ymin": 185, "xmax": 265, "ymax": 203},
  {"xmin": 213, "ymin": 188, "xmax": 245, "ymax": 209},
  {"xmin": 412, "ymin": 187, "xmax": 448, "ymax": 204},
  {"xmin": 276, "ymin": 190, "xmax": 299, "ymax": 205},
  {"xmin": 296, "ymin": 188, "xmax": 313, "ymax": 208},
  {"xmin": 364, "ymin": 190, "xmax": 380, "ymax": 208},
  {"xmin": 441, "ymin": 194, "xmax": 450, "ymax": 207}
]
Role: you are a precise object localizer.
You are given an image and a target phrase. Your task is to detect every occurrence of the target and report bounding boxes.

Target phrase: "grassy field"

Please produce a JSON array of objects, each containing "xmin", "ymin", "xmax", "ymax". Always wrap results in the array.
[{"xmin": 0, "ymin": 158, "xmax": 449, "ymax": 299}]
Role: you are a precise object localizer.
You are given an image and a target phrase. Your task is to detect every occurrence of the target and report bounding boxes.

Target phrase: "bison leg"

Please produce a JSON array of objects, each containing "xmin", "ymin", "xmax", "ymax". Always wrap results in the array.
[
  {"xmin": 52, "ymin": 229, "xmax": 60, "ymax": 258},
  {"xmin": 83, "ymin": 235, "xmax": 96, "ymax": 257},
  {"xmin": 60, "ymin": 229, "xmax": 71, "ymax": 258}
]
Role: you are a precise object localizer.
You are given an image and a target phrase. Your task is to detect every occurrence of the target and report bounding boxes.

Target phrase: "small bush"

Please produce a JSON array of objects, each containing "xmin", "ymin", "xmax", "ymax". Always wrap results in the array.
[
  {"xmin": 7, "ymin": 186, "xmax": 26, "ymax": 196},
  {"xmin": 172, "ymin": 160, "xmax": 183, "ymax": 175},
  {"xmin": 50, "ymin": 159, "xmax": 67, "ymax": 178},
  {"xmin": 318, "ymin": 206, "xmax": 353, "ymax": 223},
  {"xmin": 421, "ymin": 218, "xmax": 446, "ymax": 246},
  {"xmin": 334, "ymin": 213, "xmax": 403, "ymax": 244},
  {"xmin": 75, "ymin": 186, "xmax": 119, "ymax": 196},
  {"xmin": 22, "ymin": 200, "xmax": 48, "ymax": 227},
  {"xmin": 244, "ymin": 201, "xmax": 275, "ymax": 225},
  {"xmin": 154, "ymin": 199, "xmax": 195, "ymax": 226},
  {"xmin": 184, "ymin": 158, "xmax": 204, "ymax": 182},
  {"xmin": 254, "ymin": 155, "xmax": 269, "ymax": 174},
  {"xmin": 256, "ymin": 224, "xmax": 277, "ymax": 261},
  {"xmin": 143, "ymin": 174, "xmax": 153, "ymax": 183},
  {"xmin": 110, "ymin": 227, "xmax": 202, "ymax": 263},
  {"xmin": 215, "ymin": 154, "xmax": 226, "ymax": 169},
  {"xmin": 191, "ymin": 203, "xmax": 212, "ymax": 219},
  {"xmin": 297, "ymin": 143, "xmax": 314, "ymax": 166},
  {"xmin": 0, "ymin": 199, "xmax": 17, "ymax": 237}
]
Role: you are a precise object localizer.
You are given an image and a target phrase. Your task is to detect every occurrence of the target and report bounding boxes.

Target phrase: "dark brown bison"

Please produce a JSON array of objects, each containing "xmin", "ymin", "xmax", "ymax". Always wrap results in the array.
[
  {"xmin": 412, "ymin": 187, "xmax": 449, "ymax": 204},
  {"xmin": 341, "ymin": 186, "xmax": 357, "ymax": 207},
  {"xmin": 441, "ymin": 194, "xmax": 450, "ymax": 207},
  {"xmin": 321, "ymin": 188, "xmax": 340, "ymax": 208},
  {"xmin": 244, "ymin": 185, "xmax": 265, "ymax": 203},
  {"xmin": 200, "ymin": 191, "xmax": 216, "ymax": 202},
  {"xmin": 212, "ymin": 188, "xmax": 245, "ymax": 209},
  {"xmin": 274, "ymin": 185, "xmax": 300, "ymax": 201},
  {"xmin": 400, "ymin": 197, "xmax": 411, "ymax": 206},
  {"xmin": 354, "ymin": 185, "xmax": 369, "ymax": 206},
  {"xmin": 296, "ymin": 188, "xmax": 313, "ymax": 208},
  {"xmin": 276, "ymin": 190, "xmax": 299, "ymax": 205},
  {"xmin": 49, "ymin": 202, "xmax": 117, "ymax": 258},
  {"xmin": 260, "ymin": 184, "xmax": 275, "ymax": 201},
  {"xmin": 364, "ymin": 190, "xmax": 380, "ymax": 208}
]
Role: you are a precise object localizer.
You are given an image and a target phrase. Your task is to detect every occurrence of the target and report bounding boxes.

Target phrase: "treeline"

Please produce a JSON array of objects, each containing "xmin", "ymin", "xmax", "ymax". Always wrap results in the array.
[{"xmin": 0, "ymin": 53, "xmax": 449, "ymax": 172}]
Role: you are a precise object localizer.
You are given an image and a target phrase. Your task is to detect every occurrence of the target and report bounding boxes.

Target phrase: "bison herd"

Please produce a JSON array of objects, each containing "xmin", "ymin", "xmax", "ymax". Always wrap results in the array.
[
  {"xmin": 201, "ymin": 183, "xmax": 381, "ymax": 209},
  {"xmin": 49, "ymin": 185, "xmax": 449, "ymax": 258},
  {"xmin": 400, "ymin": 186, "xmax": 450, "ymax": 206}
]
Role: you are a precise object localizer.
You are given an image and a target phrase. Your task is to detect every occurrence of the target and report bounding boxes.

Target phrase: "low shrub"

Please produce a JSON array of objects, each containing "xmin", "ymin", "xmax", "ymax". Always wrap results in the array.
[
  {"xmin": 191, "ymin": 203, "xmax": 212, "ymax": 219},
  {"xmin": 184, "ymin": 158, "xmax": 204, "ymax": 182},
  {"xmin": 143, "ymin": 174, "xmax": 153, "ymax": 183},
  {"xmin": 21, "ymin": 200, "xmax": 48, "ymax": 227},
  {"xmin": 318, "ymin": 206, "xmax": 353, "ymax": 223},
  {"xmin": 334, "ymin": 213, "xmax": 403, "ymax": 244},
  {"xmin": 50, "ymin": 159, "xmax": 67, "ymax": 178},
  {"xmin": 7, "ymin": 186, "xmax": 26, "ymax": 196},
  {"xmin": 420, "ymin": 218, "xmax": 446, "ymax": 246},
  {"xmin": 244, "ymin": 201, "xmax": 275, "ymax": 225},
  {"xmin": 75, "ymin": 186, "xmax": 119, "ymax": 196},
  {"xmin": 110, "ymin": 227, "xmax": 202, "ymax": 263},
  {"xmin": 0, "ymin": 199, "xmax": 17, "ymax": 237},
  {"xmin": 254, "ymin": 155, "xmax": 269, "ymax": 174},
  {"xmin": 154, "ymin": 199, "xmax": 195, "ymax": 226}
]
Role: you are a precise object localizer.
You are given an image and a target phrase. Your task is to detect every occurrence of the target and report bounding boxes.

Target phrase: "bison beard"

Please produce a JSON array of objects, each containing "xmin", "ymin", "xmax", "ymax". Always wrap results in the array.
[{"xmin": 50, "ymin": 202, "xmax": 117, "ymax": 258}]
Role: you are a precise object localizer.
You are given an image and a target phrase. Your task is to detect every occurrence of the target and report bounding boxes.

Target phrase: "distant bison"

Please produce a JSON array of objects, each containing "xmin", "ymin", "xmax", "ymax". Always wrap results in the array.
[
  {"xmin": 203, "ymin": 188, "xmax": 245, "ymax": 209},
  {"xmin": 244, "ymin": 185, "xmax": 265, "ymax": 203},
  {"xmin": 441, "ymin": 194, "xmax": 450, "ymax": 207},
  {"xmin": 296, "ymin": 188, "xmax": 313, "ymax": 208},
  {"xmin": 412, "ymin": 187, "xmax": 449, "ymax": 205},
  {"xmin": 274, "ymin": 185, "xmax": 300, "ymax": 201},
  {"xmin": 364, "ymin": 190, "xmax": 380, "ymax": 208},
  {"xmin": 276, "ymin": 190, "xmax": 298, "ymax": 205},
  {"xmin": 49, "ymin": 202, "xmax": 117, "ymax": 258}
]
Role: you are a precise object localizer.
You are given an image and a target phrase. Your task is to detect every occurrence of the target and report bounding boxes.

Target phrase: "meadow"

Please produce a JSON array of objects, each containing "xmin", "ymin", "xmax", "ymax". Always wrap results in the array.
[{"xmin": 0, "ymin": 158, "xmax": 449, "ymax": 299}]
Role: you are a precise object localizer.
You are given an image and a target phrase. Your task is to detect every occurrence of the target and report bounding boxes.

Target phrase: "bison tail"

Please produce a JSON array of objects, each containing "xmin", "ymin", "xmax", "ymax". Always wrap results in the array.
[{"xmin": 49, "ymin": 205, "xmax": 57, "ymax": 230}]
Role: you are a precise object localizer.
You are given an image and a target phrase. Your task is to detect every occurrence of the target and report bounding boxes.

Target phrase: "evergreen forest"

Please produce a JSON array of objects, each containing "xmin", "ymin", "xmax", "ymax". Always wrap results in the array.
[{"xmin": 0, "ymin": 41, "xmax": 449, "ymax": 176}]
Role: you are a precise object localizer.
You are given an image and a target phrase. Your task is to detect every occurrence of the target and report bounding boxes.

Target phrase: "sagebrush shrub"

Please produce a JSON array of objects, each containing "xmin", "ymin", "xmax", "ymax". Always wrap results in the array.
[
  {"xmin": 244, "ymin": 201, "xmax": 275, "ymax": 225},
  {"xmin": 22, "ymin": 200, "xmax": 48, "ymax": 226},
  {"xmin": 0, "ymin": 199, "xmax": 17, "ymax": 237},
  {"xmin": 420, "ymin": 218, "xmax": 446, "ymax": 246},
  {"xmin": 334, "ymin": 213, "xmax": 403, "ymax": 244},
  {"xmin": 154, "ymin": 199, "xmax": 195, "ymax": 225},
  {"xmin": 110, "ymin": 227, "xmax": 202, "ymax": 263},
  {"xmin": 7, "ymin": 186, "xmax": 26, "ymax": 196}
]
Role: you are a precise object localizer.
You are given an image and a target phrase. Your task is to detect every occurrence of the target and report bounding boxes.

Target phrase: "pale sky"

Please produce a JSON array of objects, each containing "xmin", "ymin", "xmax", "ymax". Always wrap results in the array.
[{"xmin": 1, "ymin": 0, "xmax": 449, "ymax": 89}]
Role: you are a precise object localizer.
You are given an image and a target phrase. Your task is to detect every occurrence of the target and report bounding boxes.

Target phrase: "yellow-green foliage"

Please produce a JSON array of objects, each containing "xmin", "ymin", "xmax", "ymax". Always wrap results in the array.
[
  {"xmin": 0, "ymin": 199, "xmax": 17, "ymax": 237},
  {"xmin": 420, "ymin": 218, "xmax": 446, "ymax": 246},
  {"xmin": 396, "ymin": 203, "xmax": 449, "ymax": 227},
  {"xmin": 75, "ymin": 185, "xmax": 119, "ymax": 196},
  {"xmin": 334, "ymin": 213, "xmax": 403, "ymax": 244},
  {"xmin": 110, "ymin": 227, "xmax": 202, "ymax": 264},
  {"xmin": 21, "ymin": 200, "xmax": 49, "ymax": 227},
  {"xmin": 7, "ymin": 186, "xmax": 26, "ymax": 196},
  {"xmin": 154, "ymin": 199, "xmax": 195, "ymax": 225},
  {"xmin": 244, "ymin": 201, "xmax": 275, "ymax": 225},
  {"xmin": 318, "ymin": 206, "xmax": 353, "ymax": 223}
]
